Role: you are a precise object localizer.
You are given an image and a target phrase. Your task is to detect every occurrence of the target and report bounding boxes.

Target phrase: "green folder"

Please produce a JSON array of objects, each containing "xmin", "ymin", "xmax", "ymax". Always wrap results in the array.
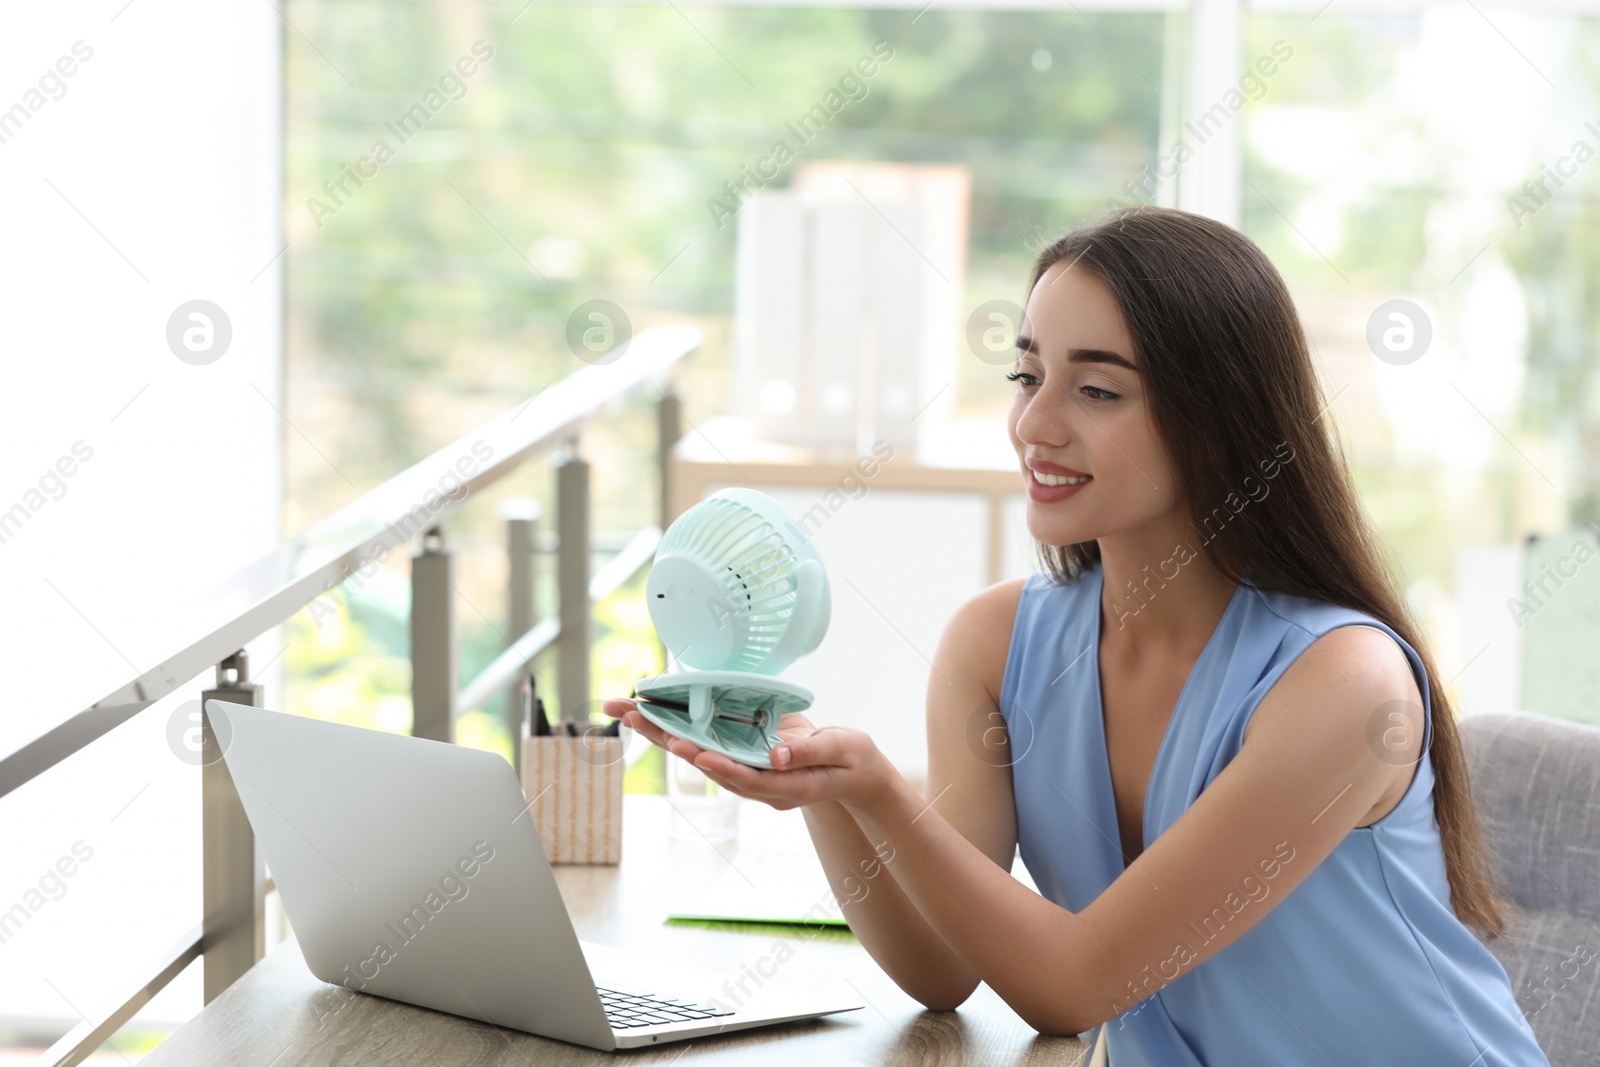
[
  {"xmin": 662, "ymin": 873, "xmax": 854, "ymax": 933},
  {"xmin": 664, "ymin": 910, "xmax": 852, "ymax": 933}
]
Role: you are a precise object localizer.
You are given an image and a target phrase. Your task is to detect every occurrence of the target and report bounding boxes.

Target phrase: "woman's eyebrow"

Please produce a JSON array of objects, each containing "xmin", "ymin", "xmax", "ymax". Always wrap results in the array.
[{"xmin": 1014, "ymin": 334, "xmax": 1143, "ymax": 375}]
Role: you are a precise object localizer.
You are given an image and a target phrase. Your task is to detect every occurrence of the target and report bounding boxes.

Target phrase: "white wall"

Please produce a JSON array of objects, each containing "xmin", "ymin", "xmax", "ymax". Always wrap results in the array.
[{"xmin": 0, "ymin": 0, "xmax": 282, "ymax": 1039}]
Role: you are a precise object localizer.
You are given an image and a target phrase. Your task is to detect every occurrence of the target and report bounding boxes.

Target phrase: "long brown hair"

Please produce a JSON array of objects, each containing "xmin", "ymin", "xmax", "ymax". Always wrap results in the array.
[{"xmin": 1024, "ymin": 204, "xmax": 1507, "ymax": 938}]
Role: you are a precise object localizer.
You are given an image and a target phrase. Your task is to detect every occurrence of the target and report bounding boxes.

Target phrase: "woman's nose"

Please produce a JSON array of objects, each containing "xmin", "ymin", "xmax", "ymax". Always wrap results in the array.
[{"xmin": 1016, "ymin": 383, "xmax": 1073, "ymax": 447}]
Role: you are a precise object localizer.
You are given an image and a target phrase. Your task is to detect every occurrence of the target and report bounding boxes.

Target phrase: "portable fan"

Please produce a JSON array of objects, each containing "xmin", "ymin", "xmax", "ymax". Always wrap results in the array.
[{"xmin": 631, "ymin": 487, "xmax": 831, "ymax": 769}]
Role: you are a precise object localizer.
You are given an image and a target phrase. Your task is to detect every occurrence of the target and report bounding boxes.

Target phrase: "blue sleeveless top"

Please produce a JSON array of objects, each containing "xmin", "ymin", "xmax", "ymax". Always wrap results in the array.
[{"xmin": 999, "ymin": 562, "xmax": 1547, "ymax": 1066}]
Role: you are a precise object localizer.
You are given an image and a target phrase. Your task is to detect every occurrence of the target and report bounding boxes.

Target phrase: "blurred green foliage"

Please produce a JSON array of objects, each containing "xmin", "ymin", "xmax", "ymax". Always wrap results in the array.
[
  {"xmin": 280, "ymin": 3, "xmax": 1167, "ymax": 786},
  {"xmin": 1244, "ymin": 11, "xmax": 1600, "ymax": 596},
  {"xmin": 282, "ymin": 3, "xmax": 1166, "ymax": 494}
]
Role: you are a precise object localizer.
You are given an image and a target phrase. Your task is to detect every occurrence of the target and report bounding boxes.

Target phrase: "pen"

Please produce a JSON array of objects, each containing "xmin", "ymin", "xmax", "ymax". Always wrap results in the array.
[
  {"xmin": 529, "ymin": 673, "xmax": 551, "ymax": 737},
  {"xmin": 557, "ymin": 718, "xmax": 620, "ymax": 737}
]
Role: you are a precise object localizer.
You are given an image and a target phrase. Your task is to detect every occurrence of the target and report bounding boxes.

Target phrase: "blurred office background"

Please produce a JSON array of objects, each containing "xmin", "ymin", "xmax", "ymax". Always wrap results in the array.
[{"xmin": 2, "ymin": 0, "xmax": 1598, "ymax": 1059}]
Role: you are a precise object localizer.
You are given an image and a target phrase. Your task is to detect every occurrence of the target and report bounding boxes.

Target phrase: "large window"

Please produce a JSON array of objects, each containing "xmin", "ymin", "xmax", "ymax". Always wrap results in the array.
[
  {"xmin": 281, "ymin": 2, "xmax": 1172, "ymax": 756},
  {"xmin": 1242, "ymin": 6, "xmax": 1600, "ymax": 717},
  {"xmin": 277, "ymin": 1, "xmax": 1600, "ymax": 741}
]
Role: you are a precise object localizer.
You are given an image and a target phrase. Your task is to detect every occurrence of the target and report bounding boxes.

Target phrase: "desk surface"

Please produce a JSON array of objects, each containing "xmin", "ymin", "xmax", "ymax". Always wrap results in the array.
[{"xmin": 143, "ymin": 795, "xmax": 1085, "ymax": 1066}]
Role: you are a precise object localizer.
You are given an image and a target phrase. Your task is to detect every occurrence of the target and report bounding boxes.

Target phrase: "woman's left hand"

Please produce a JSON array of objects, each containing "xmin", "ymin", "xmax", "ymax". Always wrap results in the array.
[{"xmin": 605, "ymin": 698, "xmax": 896, "ymax": 813}]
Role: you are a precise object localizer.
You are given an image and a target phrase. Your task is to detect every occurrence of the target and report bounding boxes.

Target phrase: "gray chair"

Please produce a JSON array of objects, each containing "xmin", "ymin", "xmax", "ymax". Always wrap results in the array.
[{"xmin": 1462, "ymin": 711, "xmax": 1600, "ymax": 1065}]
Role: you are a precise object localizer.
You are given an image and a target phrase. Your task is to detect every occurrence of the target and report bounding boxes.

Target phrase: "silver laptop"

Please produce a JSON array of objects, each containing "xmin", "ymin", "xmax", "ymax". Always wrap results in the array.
[{"xmin": 205, "ymin": 699, "xmax": 862, "ymax": 1050}]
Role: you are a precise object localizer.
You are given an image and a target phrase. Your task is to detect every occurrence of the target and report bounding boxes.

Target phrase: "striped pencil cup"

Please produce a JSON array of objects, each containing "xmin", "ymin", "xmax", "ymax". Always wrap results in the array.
[{"xmin": 520, "ymin": 734, "xmax": 625, "ymax": 865}]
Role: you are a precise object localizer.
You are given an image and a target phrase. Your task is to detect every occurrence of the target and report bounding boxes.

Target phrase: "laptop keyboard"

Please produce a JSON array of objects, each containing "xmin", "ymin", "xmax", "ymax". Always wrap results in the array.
[{"xmin": 596, "ymin": 986, "xmax": 736, "ymax": 1029}]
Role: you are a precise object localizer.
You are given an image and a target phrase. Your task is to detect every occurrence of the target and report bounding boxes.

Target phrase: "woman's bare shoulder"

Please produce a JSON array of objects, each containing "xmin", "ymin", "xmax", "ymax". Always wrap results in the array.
[{"xmin": 937, "ymin": 577, "xmax": 1031, "ymax": 698}]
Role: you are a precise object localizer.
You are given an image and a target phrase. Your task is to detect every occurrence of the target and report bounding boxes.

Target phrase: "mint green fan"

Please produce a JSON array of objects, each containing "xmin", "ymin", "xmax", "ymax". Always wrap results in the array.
[{"xmin": 632, "ymin": 488, "xmax": 830, "ymax": 769}]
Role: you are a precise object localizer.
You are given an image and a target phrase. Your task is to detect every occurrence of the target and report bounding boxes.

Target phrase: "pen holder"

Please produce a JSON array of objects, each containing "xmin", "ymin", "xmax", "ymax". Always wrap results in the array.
[{"xmin": 520, "ymin": 733, "xmax": 624, "ymax": 865}]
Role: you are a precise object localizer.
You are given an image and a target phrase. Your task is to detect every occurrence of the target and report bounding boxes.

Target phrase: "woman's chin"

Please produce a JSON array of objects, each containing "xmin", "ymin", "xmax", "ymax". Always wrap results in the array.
[{"xmin": 1026, "ymin": 519, "xmax": 1094, "ymax": 547}]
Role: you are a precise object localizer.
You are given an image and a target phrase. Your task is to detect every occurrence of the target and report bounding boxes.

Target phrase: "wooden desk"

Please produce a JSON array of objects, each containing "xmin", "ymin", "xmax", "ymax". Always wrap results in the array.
[{"xmin": 143, "ymin": 796, "xmax": 1085, "ymax": 1066}]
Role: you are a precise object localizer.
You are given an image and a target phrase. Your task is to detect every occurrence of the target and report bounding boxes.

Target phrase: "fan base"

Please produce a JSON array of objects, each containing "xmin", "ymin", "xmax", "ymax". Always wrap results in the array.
[{"xmin": 631, "ymin": 671, "xmax": 814, "ymax": 770}]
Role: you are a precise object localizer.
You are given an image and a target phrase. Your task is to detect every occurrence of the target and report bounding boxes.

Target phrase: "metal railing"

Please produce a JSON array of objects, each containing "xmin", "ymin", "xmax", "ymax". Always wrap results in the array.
[{"xmin": 0, "ymin": 325, "xmax": 700, "ymax": 1066}]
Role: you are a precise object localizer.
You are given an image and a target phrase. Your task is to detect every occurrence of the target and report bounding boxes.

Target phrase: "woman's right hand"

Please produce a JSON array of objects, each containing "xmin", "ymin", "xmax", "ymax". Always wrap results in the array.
[
  {"xmin": 605, "ymin": 697, "xmax": 897, "ymax": 812},
  {"xmin": 602, "ymin": 697, "xmax": 820, "ymax": 768}
]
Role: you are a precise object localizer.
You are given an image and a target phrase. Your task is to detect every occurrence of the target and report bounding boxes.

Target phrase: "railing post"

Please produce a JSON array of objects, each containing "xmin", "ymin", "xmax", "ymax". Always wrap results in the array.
[
  {"xmin": 656, "ymin": 385, "xmax": 682, "ymax": 671},
  {"xmin": 501, "ymin": 499, "xmax": 542, "ymax": 775},
  {"xmin": 657, "ymin": 384, "xmax": 681, "ymax": 529},
  {"xmin": 200, "ymin": 650, "xmax": 264, "ymax": 1004},
  {"xmin": 411, "ymin": 525, "xmax": 457, "ymax": 742},
  {"xmin": 554, "ymin": 442, "xmax": 590, "ymax": 725}
]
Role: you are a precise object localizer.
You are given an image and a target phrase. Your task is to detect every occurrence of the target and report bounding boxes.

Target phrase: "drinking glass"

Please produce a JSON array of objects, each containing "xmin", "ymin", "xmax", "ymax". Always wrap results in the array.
[{"xmin": 664, "ymin": 754, "xmax": 740, "ymax": 844}]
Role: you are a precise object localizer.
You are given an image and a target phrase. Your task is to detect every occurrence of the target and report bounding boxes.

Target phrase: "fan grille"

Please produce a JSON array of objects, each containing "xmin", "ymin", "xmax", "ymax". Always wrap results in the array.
[{"xmin": 659, "ymin": 496, "xmax": 799, "ymax": 672}]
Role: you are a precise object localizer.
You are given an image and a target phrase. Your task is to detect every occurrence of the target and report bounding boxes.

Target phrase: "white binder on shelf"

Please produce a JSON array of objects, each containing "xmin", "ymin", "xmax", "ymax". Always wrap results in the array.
[
  {"xmin": 734, "ymin": 192, "xmax": 807, "ymax": 443},
  {"xmin": 733, "ymin": 163, "xmax": 969, "ymax": 452},
  {"xmin": 807, "ymin": 198, "xmax": 868, "ymax": 448}
]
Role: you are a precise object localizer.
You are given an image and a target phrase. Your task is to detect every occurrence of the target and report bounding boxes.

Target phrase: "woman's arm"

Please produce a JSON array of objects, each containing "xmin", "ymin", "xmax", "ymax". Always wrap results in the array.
[
  {"xmin": 799, "ymin": 799, "xmax": 976, "ymax": 1009},
  {"xmin": 795, "ymin": 578, "xmax": 1029, "ymax": 1010},
  {"xmin": 693, "ymin": 623, "xmax": 1424, "ymax": 1035}
]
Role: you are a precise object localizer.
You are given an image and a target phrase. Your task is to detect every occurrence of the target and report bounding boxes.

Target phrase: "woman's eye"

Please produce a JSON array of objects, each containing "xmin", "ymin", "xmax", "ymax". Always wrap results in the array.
[{"xmin": 1006, "ymin": 372, "xmax": 1119, "ymax": 402}]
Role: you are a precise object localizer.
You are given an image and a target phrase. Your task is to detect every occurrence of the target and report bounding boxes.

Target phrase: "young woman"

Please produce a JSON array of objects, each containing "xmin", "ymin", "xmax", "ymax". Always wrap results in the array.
[{"xmin": 605, "ymin": 206, "xmax": 1548, "ymax": 1066}]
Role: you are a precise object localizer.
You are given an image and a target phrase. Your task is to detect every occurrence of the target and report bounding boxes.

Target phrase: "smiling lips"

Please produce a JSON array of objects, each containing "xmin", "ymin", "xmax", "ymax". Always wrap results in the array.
[{"xmin": 1025, "ymin": 460, "xmax": 1091, "ymax": 502}]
